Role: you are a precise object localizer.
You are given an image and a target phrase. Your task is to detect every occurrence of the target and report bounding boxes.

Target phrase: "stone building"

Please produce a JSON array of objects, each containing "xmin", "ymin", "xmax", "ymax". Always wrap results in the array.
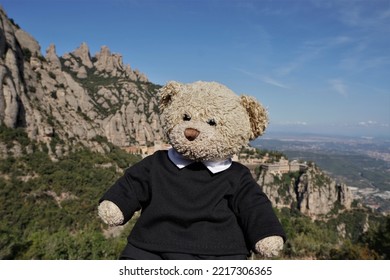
[{"xmin": 261, "ymin": 157, "xmax": 307, "ymax": 174}]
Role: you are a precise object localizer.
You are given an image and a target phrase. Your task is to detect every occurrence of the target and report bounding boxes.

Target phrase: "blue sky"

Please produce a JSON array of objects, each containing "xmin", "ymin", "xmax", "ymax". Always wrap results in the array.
[{"xmin": 2, "ymin": 0, "xmax": 390, "ymax": 137}]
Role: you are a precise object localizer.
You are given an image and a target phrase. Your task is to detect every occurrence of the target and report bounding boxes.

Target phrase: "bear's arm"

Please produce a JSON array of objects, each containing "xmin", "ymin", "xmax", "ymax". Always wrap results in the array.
[
  {"xmin": 232, "ymin": 167, "xmax": 286, "ymax": 251},
  {"xmin": 99, "ymin": 156, "xmax": 152, "ymax": 225}
]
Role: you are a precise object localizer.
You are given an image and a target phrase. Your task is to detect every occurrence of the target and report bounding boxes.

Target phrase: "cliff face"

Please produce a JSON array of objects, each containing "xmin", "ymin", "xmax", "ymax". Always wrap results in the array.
[
  {"xmin": 0, "ymin": 7, "xmax": 163, "ymax": 157},
  {"xmin": 258, "ymin": 163, "xmax": 353, "ymax": 218}
]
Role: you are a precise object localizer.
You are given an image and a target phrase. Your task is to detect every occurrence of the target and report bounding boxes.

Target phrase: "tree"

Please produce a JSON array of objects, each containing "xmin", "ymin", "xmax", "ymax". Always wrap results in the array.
[{"xmin": 362, "ymin": 216, "xmax": 390, "ymax": 259}]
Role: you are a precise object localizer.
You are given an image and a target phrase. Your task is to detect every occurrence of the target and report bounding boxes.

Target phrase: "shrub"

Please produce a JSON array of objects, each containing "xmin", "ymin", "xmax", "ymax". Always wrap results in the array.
[{"xmin": 22, "ymin": 48, "xmax": 32, "ymax": 60}]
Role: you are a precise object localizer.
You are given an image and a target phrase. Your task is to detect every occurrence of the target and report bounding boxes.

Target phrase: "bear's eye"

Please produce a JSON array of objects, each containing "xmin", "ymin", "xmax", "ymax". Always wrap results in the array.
[
  {"xmin": 207, "ymin": 119, "xmax": 217, "ymax": 126},
  {"xmin": 183, "ymin": 114, "xmax": 191, "ymax": 121}
]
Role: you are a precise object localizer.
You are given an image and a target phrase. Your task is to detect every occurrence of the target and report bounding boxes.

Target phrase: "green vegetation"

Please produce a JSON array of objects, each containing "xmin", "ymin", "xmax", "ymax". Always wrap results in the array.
[
  {"xmin": 271, "ymin": 172, "xmax": 300, "ymax": 198},
  {"xmin": 48, "ymin": 71, "xmax": 56, "ymax": 80},
  {"xmin": 271, "ymin": 207, "xmax": 387, "ymax": 260},
  {"xmin": 240, "ymin": 147, "xmax": 285, "ymax": 162},
  {"xmin": 0, "ymin": 125, "xmax": 31, "ymax": 149},
  {"xmin": 22, "ymin": 48, "xmax": 32, "ymax": 61},
  {"xmin": 9, "ymin": 18, "xmax": 21, "ymax": 29},
  {"xmin": 28, "ymin": 86, "xmax": 36, "ymax": 93},
  {"xmin": 361, "ymin": 215, "xmax": 390, "ymax": 259},
  {"xmin": 0, "ymin": 139, "xmax": 140, "ymax": 259}
]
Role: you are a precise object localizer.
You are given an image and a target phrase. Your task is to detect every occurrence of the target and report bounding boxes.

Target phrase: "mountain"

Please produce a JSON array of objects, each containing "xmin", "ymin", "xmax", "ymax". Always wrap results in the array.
[
  {"xmin": 258, "ymin": 162, "xmax": 353, "ymax": 218},
  {"xmin": 0, "ymin": 6, "xmax": 163, "ymax": 159}
]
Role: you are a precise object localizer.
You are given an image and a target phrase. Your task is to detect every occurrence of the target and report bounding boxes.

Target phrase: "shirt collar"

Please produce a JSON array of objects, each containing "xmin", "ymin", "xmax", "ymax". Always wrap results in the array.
[{"xmin": 168, "ymin": 148, "xmax": 232, "ymax": 174}]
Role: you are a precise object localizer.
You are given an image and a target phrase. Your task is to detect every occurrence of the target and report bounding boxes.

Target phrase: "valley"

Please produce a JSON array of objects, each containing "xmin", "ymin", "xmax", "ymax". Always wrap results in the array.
[{"xmin": 252, "ymin": 133, "xmax": 390, "ymax": 214}]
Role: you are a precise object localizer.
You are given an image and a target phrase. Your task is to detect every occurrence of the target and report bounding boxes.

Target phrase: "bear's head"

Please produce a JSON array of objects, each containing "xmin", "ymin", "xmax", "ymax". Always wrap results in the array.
[{"xmin": 158, "ymin": 81, "xmax": 268, "ymax": 161}]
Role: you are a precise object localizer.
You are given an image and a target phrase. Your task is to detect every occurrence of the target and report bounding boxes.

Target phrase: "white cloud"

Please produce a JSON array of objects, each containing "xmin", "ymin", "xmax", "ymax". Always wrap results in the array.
[
  {"xmin": 356, "ymin": 121, "xmax": 390, "ymax": 128},
  {"xmin": 259, "ymin": 76, "xmax": 289, "ymax": 89},
  {"xmin": 358, "ymin": 120, "xmax": 377, "ymax": 126},
  {"xmin": 357, "ymin": 121, "xmax": 390, "ymax": 129},
  {"xmin": 276, "ymin": 36, "xmax": 353, "ymax": 77},
  {"xmin": 329, "ymin": 79, "xmax": 348, "ymax": 97},
  {"xmin": 276, "ymin": 121, "xmax": 308, "ymax": 126},
  {"xmin": 235, "ymin": 68, "xmax": 289, "ymax": 89},
  {"xmin": 339, "ymin": 4, "xmax": 390, "ymax": 29}
]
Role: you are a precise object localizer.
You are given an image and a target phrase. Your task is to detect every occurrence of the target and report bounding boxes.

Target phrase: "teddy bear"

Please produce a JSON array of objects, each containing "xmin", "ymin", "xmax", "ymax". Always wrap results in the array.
[{"xmin": 98, "ymin": 81, "xmax": 285, "ymax": 260}]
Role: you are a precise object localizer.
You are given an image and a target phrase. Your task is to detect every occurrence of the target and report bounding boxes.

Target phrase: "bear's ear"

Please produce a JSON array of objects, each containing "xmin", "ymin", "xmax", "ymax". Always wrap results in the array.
[
  {"xmin": 158, "ymin": 81, "xmax": 181, "ymax": 112},
  {"xmin": 240, "ymin": 95, "xmax": 269, "ymax": 140}
]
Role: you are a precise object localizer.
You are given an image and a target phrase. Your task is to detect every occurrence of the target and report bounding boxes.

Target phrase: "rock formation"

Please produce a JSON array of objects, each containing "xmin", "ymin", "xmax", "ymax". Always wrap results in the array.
[
  {"xmin": 0, "ymin": 6, "xmax": 163, "ymax": 157},
  {"xmin": 258, "ymin": 163, "xmax": 353, "ymax": 218}
]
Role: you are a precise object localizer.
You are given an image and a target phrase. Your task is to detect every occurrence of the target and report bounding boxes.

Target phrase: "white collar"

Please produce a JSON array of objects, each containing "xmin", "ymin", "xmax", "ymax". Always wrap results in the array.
[{"xmin": 167, "ymin": 148, "xmax": 232, "ymax": 174}]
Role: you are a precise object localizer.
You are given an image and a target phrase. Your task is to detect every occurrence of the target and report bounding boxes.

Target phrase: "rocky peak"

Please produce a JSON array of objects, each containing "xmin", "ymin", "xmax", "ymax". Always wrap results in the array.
[
  {"xmin": 45, "ymin": 44, "xmax": 61, "ymax": 69},
  {"xmin": 0, "ymin": 6, "xmax": 163, "ymax": 158},
  {"xmin": 258, "ymin": 162, "xmax": 353, "ymax": 219},
  {"xmin": 296, "ymin": 164, "xmax": 353, "ymax": 216},
  {"xmin": 94, "ymin": 45, "xmax": 116, "ymax": 73},
  {"xmin": 72, "ymin": 42, "xmax": 93, "ymax": 69},
  {"xmin": 0, "ymin": 8, "xmax": 39, "ymax": 59},
  {"xmin": 15, "ymin": 28, "xmax": 41, "ymax": 57}
]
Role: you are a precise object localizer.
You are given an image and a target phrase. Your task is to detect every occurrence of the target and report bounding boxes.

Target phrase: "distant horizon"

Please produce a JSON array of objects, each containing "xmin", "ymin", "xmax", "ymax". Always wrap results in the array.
[
  {"xmin": 264, "ymin": 124, "xmax": 390, "ymax": 139},
  {"xmin": 1, "ymin": 0, "xmax": 389, "ymax": 138},
  {"xmin": 258, "ymin": 126, "xmax": 390, "ymax": 141}
]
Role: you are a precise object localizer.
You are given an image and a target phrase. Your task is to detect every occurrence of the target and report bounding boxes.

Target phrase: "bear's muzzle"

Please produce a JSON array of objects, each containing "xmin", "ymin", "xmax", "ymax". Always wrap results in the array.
[{"xmin": 184, "ymin": 128, "xmax": 200, "ymax": 141}]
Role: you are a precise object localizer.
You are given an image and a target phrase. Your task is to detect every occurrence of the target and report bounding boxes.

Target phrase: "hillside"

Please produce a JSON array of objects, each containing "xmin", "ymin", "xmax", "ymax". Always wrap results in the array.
[
  {"xmin": 0, "ymin": 126, "xmax": 140, "ymax": 259},
  {"xmin": 0, "ymin": 6, "xmax": 163, "ymax": 157}
]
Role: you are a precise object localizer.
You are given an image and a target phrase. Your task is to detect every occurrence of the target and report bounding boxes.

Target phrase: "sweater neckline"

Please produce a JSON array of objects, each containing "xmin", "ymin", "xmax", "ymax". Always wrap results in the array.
[{"xmin": 167, "ymin": 148, "xmax": 232, "ymax": 174}]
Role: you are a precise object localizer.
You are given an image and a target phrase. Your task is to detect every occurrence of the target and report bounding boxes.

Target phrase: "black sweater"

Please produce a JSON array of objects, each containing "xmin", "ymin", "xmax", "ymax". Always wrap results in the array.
[{"xmin": 100, "ymin": 150, "xmax": 285, "ymax": 255}]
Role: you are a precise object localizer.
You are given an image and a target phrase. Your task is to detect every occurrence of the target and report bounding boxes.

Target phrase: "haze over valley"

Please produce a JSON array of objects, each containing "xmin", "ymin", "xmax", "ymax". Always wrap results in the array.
[{"xmin": 254, "ymin": 132, "xmax": 390, "ymax": 213}]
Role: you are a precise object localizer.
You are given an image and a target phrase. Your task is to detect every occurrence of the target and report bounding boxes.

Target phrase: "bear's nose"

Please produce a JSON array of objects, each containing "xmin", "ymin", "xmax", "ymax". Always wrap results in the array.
[{"xmin": 184, "ymin": 128, "xmax": 200, "ymax": 141}]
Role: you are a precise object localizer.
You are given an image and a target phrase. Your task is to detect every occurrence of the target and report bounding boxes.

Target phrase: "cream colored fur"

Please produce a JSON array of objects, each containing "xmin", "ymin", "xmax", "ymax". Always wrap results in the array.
[
  {"xmin": 98, "ymin": 200, "xmax": 124, "ymax": 226},
  {"xmin": 99, "ymin": 80, "xmax": 283, "ymax": 258},
  {"xmin": 159, "ymin": 81, "xmax": 268, "ymax": 161},
  {"xmin": 255, "ymin": 236, "xmax": 284, "ymax": 258}
]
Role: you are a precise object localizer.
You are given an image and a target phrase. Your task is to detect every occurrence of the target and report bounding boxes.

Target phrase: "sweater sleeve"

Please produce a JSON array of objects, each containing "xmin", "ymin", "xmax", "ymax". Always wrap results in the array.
[
  {"xmin": 233, "ymin": 167, "xmax": 286, "ymax": 251},
  {"xmin": 99, "ymin": 155, "xmax": 152, "ymax": 225}
]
